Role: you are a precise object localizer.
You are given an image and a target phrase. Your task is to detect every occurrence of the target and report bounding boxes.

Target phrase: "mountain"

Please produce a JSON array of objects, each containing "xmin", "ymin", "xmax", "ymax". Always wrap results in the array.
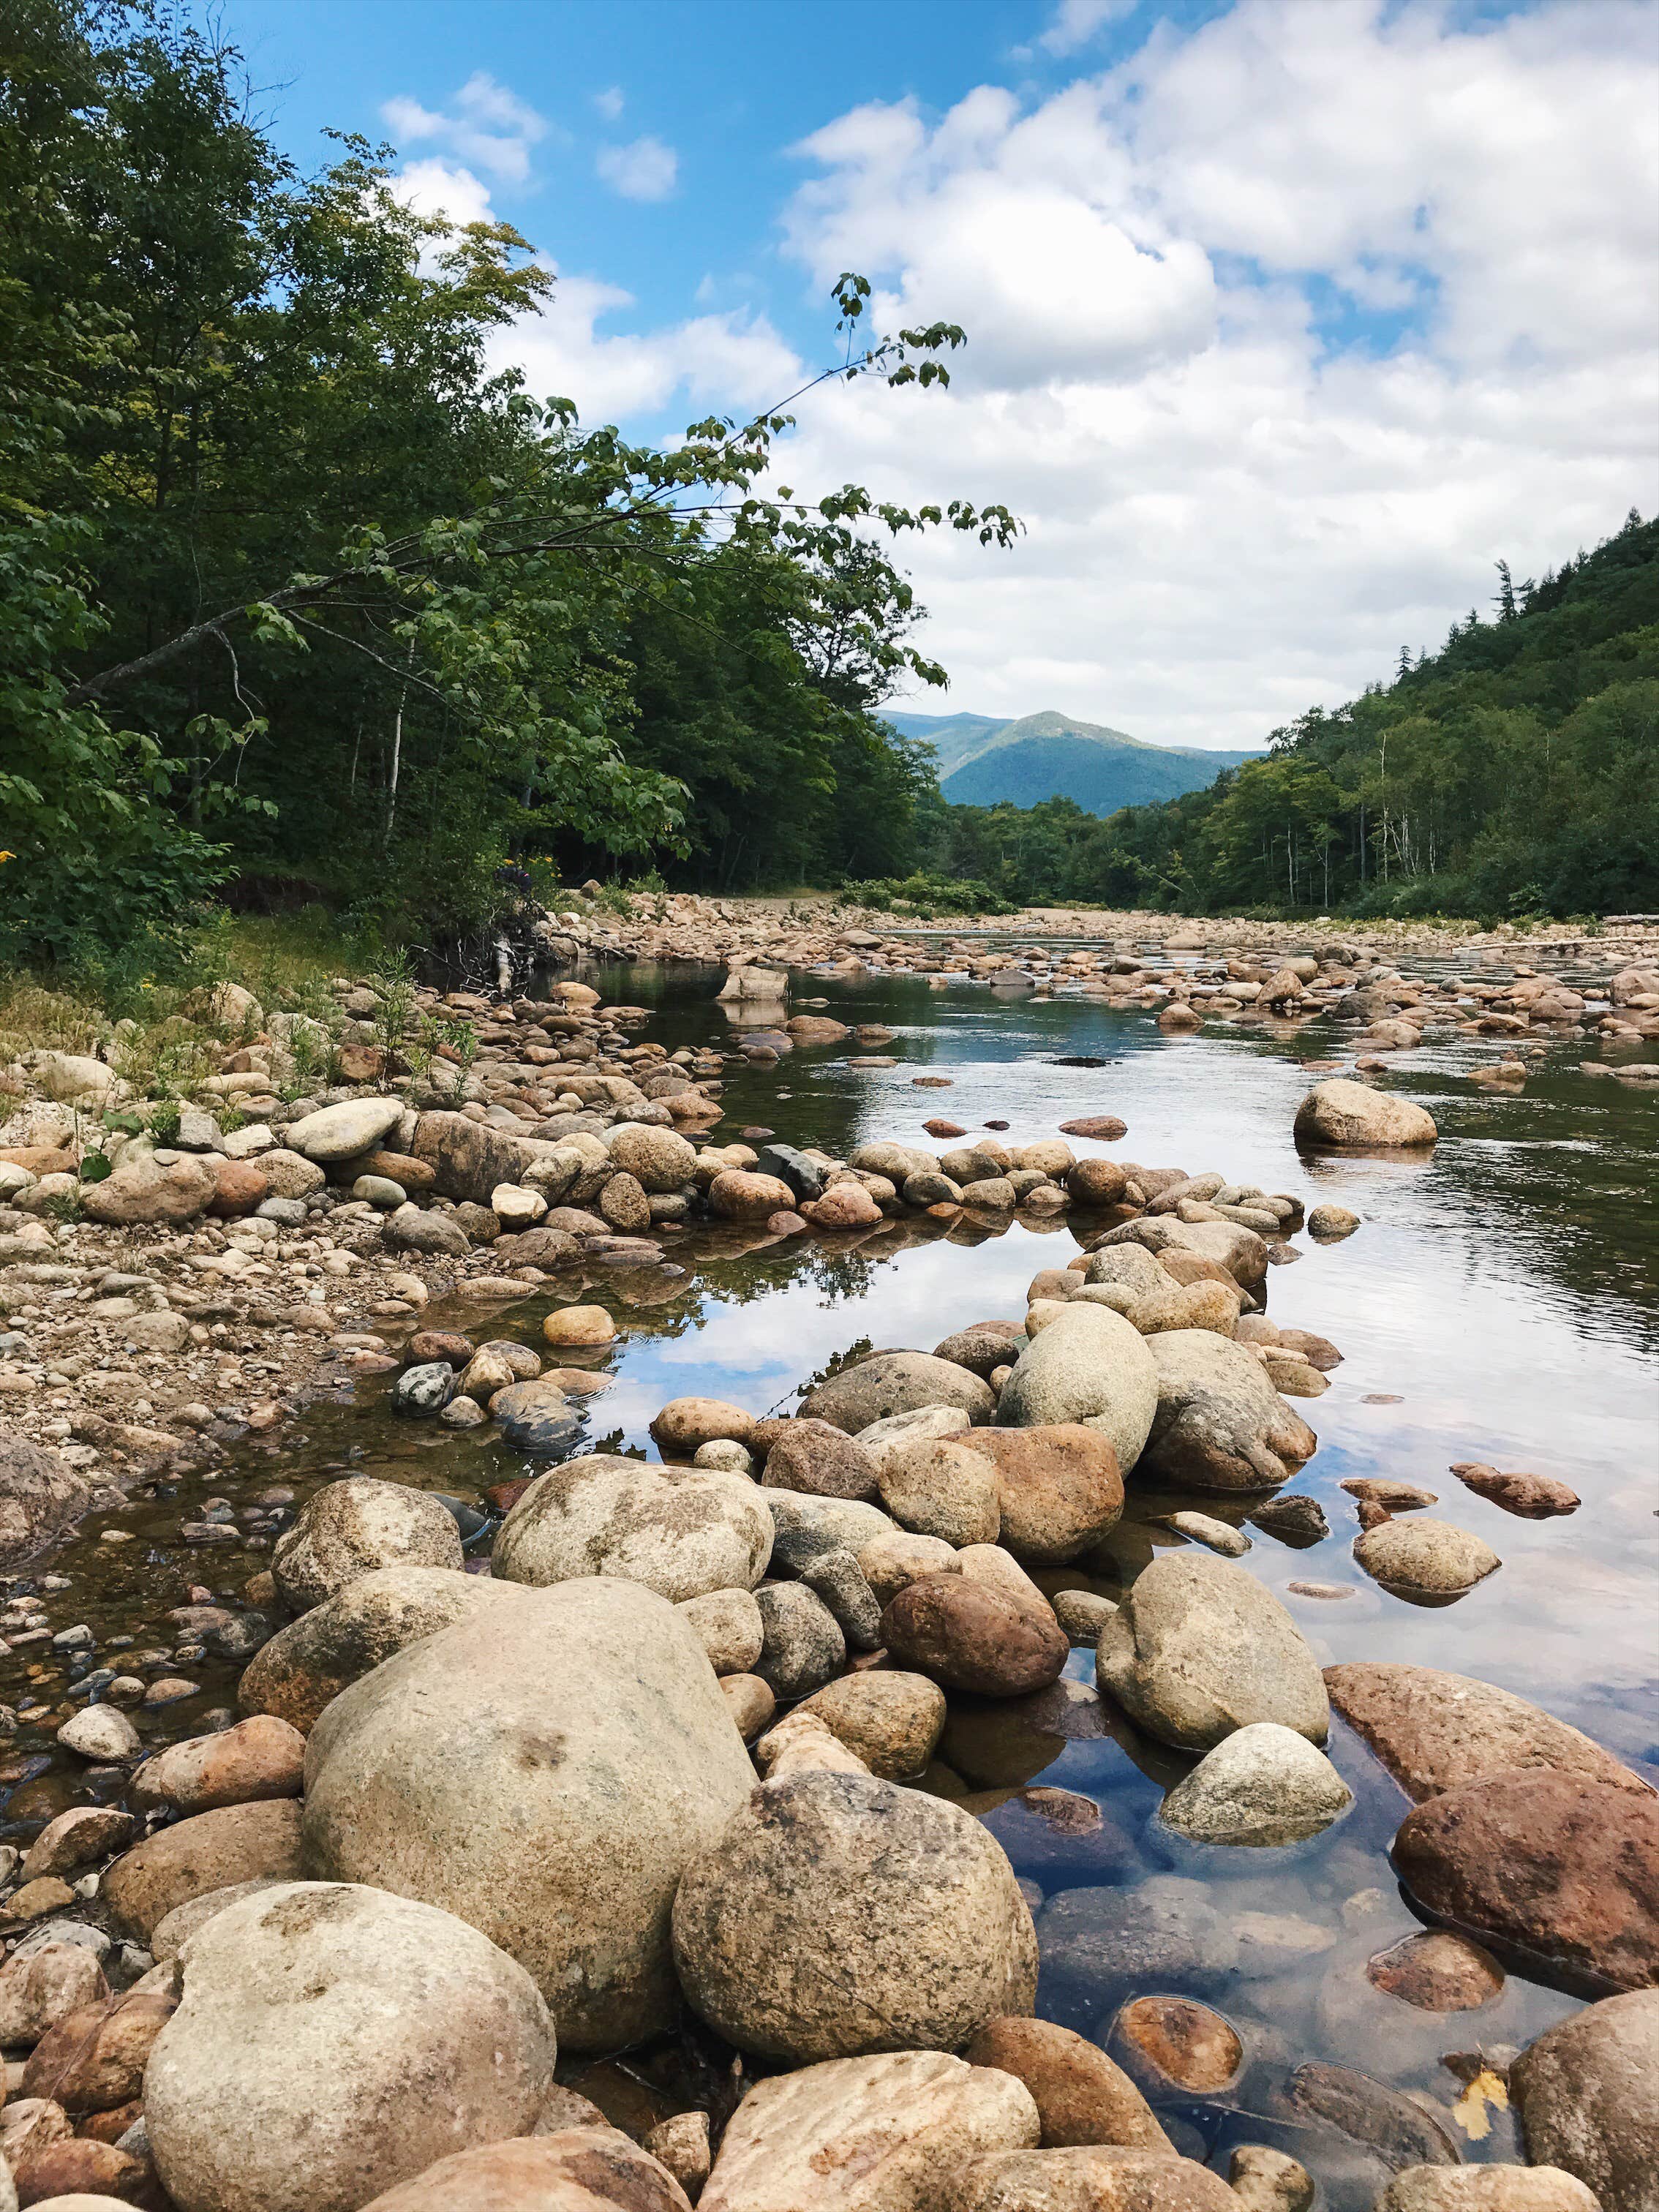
[{"xmin": 884, "ymin": 707, "xmax": 1265, "ymax": 814}]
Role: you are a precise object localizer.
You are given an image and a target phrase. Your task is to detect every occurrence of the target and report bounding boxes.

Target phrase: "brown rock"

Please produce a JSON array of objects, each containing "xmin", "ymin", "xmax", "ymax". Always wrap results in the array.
[
  {"xmin": 755, "ymin": 1417, "xmax": 879, "ymax": 1501},
  {"xmin": 1294, "ymin": 1078, "xmax": 1437, "ymax": 1149},
  {"xmin": 1366, "ymin": 1930, "xmax": 1505, "ymax": 2011},
  {"xmin": 1342, "ymin": 1478, "xmax": 1437, "ymax": 1508},
  {"xmin": 80, "ymin": 1149, "xmax": 217, "ymax": 1225},
  {"xmin": 1392, "ymin": 1770, "xmax": 1659, "ymax": 1993},
  {"xmin": 1113, "ymin": 1995, "xmax": 1242, "ymax": 2092},
  {"xmin": 206, "ymin": 1156, "xmax": 269, "ymax": 1216},
  {"xmin": 881, "ymin": 1573, "xmax": 1069, "ymax": 1697},
  {"xmin": 0, "ymin": 1877, "xmax": 74, "ymax": 1923},
  {"xmin": 798, "ymin": 1671, "xmax": 946, "ymax": 1780},
  {"xmin": 0, "ymin": 1942, "xmax": 108, "ymax": 2046},
  {"xmin": 1375, "ymin": 2170, "xmax": 1601, "ymax": 2212},
  {"xmin": 9, "ymin": 2132, "xmax": 155, "ymax": 2204},
  {"xmin": 359, "ymin": 1148, "xmax": 437, "ymax": 1191},
  {"xmin": 1512, "ymin": 1989, "xmax": 1659, "ymax": 2212},
  {"xmin": 1284, "ymin": 2061, "xmax": 1462, "ymax": 2170},
  {"xmin": 406, "ymin": 1330, "xmax": 475, "ymax": 1366},
  {"xmin": 1066, "ymin": 1158, "xmax": 1129, "ymax": 1207},
  {"xmin": 958, "ymin": 1424, "xmax": 1124, "ymax": 1563},
  {"xmin": 965, "ymin": 2016, "xmax": 1171, "ymax": 2150},
  {"xmin": 1449, "ymin": 1463, "xmax": 1580, "ymax": 1518},
  {"xmin": 0, "ymin": 1429, "xmax": 94, "ymax": 1571},
  {"xmin": 1324, "ymin": 1662, "xmax": 1651, "ymax": 1801},
  {"xmin": 957, "ymin": 2145, "xmax": 1240, "ymax": 2211},
  {"xmin": 102, "ymin": 1799, "xmax": 304, "ymax": 1941},
  {"xmin": 541, "ymin": 1305, "xmax": 616, "ymax": 1347},
  {"xmin": 709, "ymin": 1169, "xmax": 796, "ymax": 1222},
  {"xmin": 650, "ymin": 1396, "xmax": 756, "ymax": 1455},
  {"xmin": 132, "ymin": 1715, "xmax": 306, "ymax": 1814},
  {"xmin": 935, "ymin": 1321, "xmax": 1028, "ymax": 1379},
  {"xmin": 357, "ymin": 2128, "xmax": 693, "ymax": 2210},
  {"xmin": 800, "ymin": 1180, "xmax": 884, "ymax": 1227},
  {"xmin": 20, "ymin": 1805, "xmax": 135, "ymax": 1882},
  {"xmin": 22, "ymin": 1988, "xmax": 175, "ymax": 2112},
  {"xmin": 1059, "ymin": 1116, "xmax": 1129, "ymax": 1140}
]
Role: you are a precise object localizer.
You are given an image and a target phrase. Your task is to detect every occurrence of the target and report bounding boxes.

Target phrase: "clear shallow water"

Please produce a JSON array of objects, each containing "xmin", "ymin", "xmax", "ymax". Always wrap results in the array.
[{"xmin": 5, "ymin": 965, "xmax": 1656, "ymax": 2194}]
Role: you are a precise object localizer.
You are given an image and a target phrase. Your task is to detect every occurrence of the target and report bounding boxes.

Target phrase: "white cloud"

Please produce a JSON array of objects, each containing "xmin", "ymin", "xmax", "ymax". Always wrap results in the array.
[
  {"xmin": 596, "ymin": 134, "xmax": 680, "ymax": 202},
  {"xmin": 381, "ymin": 71, "xmax": 549, "ymax": 184},
  {"xmin": 391, "ymin": 158, "xmax": 498, "ymax": 229},
  {"xmin": 592, "ymin": 86, "xmax": 625, "ymax": 121},
  {"xmin": 750, "ymin": 0, "xmax": 1659, "ymax": 745},
  {"xmin": 1039, "ymin": 0, "xmax": 1138, "ymax": 56}
]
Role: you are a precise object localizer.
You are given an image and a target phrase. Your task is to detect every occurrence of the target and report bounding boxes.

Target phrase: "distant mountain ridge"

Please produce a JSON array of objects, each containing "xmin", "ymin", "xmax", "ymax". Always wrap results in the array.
[{"xmin": 885, "ymin": 707, "xmax": 1265, "ymax": 815}]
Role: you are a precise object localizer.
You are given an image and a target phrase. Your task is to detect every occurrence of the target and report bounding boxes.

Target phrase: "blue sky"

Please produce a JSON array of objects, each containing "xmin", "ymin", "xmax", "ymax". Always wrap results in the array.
[{"xmin": 204, "ymin": 0, "xmax": 1659, "ymax": 745}]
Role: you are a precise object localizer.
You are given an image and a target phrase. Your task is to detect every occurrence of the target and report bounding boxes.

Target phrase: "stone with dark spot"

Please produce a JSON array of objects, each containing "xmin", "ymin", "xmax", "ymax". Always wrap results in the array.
[
  {"xmin": 957, "ymin": 1423, "xmax": 1124, "ymax": 1563},
  {"xmin": 103, "ymin": 1799, "xmax": 305, "ymax": 1941},
  {"xmin": 357, "ymin": 2127, "xmax": 694, "ymax": 2211},
  {"xmin": 1113, "ymin": 1995, "xmax": 1243, "ymax": 2093},
  {"xmin": 1324, "ymin": 1663, "xmax": 1651, "ymax": 1802},
  {"xmin": 1391, "ymin": 1771, "xmax": 1659, "ymax": 1993},
  {"xmin": 492, "ymin": 1454, "xmax": 772, "ymax": 1603},
  {"xmin": 1366, "ymin": 1930, "xmax": 1505, "ymax": 2012}
]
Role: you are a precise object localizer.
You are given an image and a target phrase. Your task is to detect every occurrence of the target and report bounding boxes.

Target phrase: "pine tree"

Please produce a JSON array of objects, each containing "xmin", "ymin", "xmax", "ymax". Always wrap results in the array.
[{"xmin": 1494, "ymin": 560, "xmax": 1517, "ymax": 620}]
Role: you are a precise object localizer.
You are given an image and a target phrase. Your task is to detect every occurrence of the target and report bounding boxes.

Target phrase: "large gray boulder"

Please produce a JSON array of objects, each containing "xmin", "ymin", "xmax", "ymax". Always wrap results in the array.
[
  {"xmin": 996, "ymin": 1304, "xmax": 1158, "ymax": 1476},
  {"xmin": 1512, "ymin": 1990, "xmax": 1659, "ymax": 2212},
  {"xmin": 1295, "ymin": 1077, "xmax": 1437, "ymax": 1149},
  {"xmin": 491, "ymin": 1455, "xmax": 772, "ymax": 1602},
  {"xmin": 301, "ymin": 1579, "xmax": 754, "ymax": 2050},
  {"xmin": 1096, "ymin": 1553, "xmax": 1329, "ymax": 1751},
  {"xmin": 271, "ymin": 1477, "xmax": 463, "ymax": 1612},
  {"xmin": 672, "ymin": 1772, "xmax": 1037, "ymax": 2064},
  {"xmin": 410, "ymin": 1109, "xmax": 563, "ymax": 1203},
  {"xmin": 1138, "ymin": 1331, "xmax": 1317, "ymax": 1491},
  {"xmin": 239, "ymin": 1565, "xmax": 520, "ymax": 1733},
  {"xmin": 144, "ymin": 1881, "xmax": 555, "ymax": 2212},
  {"xmin": 0, "ymin": 1430, "xmax": 94, "ymax": 1570},
  {"xmin": 801, "ymin": 1350, "xmax": 995, "ymax": 1434}
]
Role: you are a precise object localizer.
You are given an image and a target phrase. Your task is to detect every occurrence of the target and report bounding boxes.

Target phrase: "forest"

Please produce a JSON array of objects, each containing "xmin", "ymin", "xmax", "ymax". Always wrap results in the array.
[
  {"xmin": 914, "ymin": 512, "xmax": 1659, "ymax": 922},
  {"xmin": 4, "ymin": 2, "xmax": 1654, "ymax": 984}
]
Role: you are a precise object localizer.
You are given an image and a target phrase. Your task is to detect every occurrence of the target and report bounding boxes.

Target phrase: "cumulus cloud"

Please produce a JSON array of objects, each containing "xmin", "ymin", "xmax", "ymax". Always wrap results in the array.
[
  {"xmin": 755, "ymin": 0, "xmax": 1659, "ymax": 745},
  {"xmin": 592, "ymin": 86, "xmax": 625, "ymax": 121},
  {"xmin": 596, "ymin": 134, "xmax": 680, "ymax": 201},
  {"xmin": 381, "ymin": 71, "xmax": 549, "ymax": 184}
]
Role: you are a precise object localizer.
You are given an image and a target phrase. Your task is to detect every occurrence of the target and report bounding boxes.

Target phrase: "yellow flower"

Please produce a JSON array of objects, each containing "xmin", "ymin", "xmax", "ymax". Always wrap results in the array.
[{"xmin": 0, "ymin": 852, "xmax": 15, "ymax": 864}]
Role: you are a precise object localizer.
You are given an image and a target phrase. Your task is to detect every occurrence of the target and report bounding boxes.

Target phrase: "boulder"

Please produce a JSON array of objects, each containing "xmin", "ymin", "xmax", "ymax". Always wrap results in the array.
[
  {"xmin": 936, "ymin": 1321, "xmax": 1028, "ymax": 1378},
  {"xmin": 272, "ymin": 1477, "xmax": 463, "ymax": 1611},
  {"xmin": 677, "ymin": 1587, "xmax": 765, "ymax": 1675},
  {"xmin": 80, "ymin": 1150, "xmax": 216, "ymax": 1225},
  {"xmin": 801, "ymin": 1350, "xmax": 996, "ymax": 1433},
  {"xmin": 672, "ymin": 1772, "xmax": 1038, "ymax": 2063},
  {"xmin": 301, "ymin": 1579, "xmax": 755, "ymax": 2048},
  {"xmin": 358, "ymin": 2129, "xmax": 695, "ymax": 2211},
  {"xmin": 955, "ymin": 2147, "xmax": 1240, "ymax": 2210},
  {"xmin": 963, "ymin": 2016, "xmax": 1170, "ymax": 2151},
  {"xmin": 411, "ymin": 1110, "xmax": 560, "ymax": 1203},
  {"xmin": 1138, "ymin": 1332, "xmax": 1317, "ymax": 1492},
  {"xmin": 207, "ymin": 1156, "xmax": 269, "ymax": 1216},
  {"xmin": 285, "ymin": 1096, "xmax": 405, "ymax": 1162},
  {"xmin": 1450, "ymin": 1463, "xmax": 1580, "ymax": 1519},
  {"xmin": 259, "ymin": 1146, "xmax": 326, "ymax": 1198},
  {"xmin": 20, "ymin": 1985, "xmax": 172, "ymax": 2111},
  {"xmin": 240, "ymin": 1565, "xmax": 516, "ymax": 1732},
  {"xmin": 754, "ymin": 1581, "xmax": 846, "ymax": 1698},
  {"xmin": 0, "ymin": 1431, "xmax": 93, "ymax": 1570},
  {"xmin": 883, "ymin": 1573, "xmax": 1069, "ymax": 1697},
  {"xmin": 801, "ymin": 1181, "xmax": 885, "ymax": 1228},
  {"xmin": 1512, "ymin": 1990, "xmax": 1659, "ymax": 2212},
  {"xmin": 542, "ymin": 1305, "xmax": 616, "ymax": 1347},
  {"xmin": 958, "ymin": 1425, "xmax": 1124, "ymax": 1563},
  {"xmin": 1324, "ymin": 1661, "xmax": 1649, "ymax": 1802},
  {"xmin": 756, "ymin": 1418, "xmax": 879, "ymax": 1501},
  {"xmin": 489, "ymin": 1377, "xmax": 582, "ymax": 1455},
  {"xmin": 1376, "ymin": 2172, "xmax": 1600, "ymax": 2212},
  {"xmin": 34, "ymin": 1050, "xmax": 113, "ymax": 1105},
  {"xmin": 0, "ymin": 1941, "xmax": 108, "ymax": 2046},
  {"xmin": 103, "ymin": 1800, "xmax": 304, "ymax": 1941},
  {"xmin": 56, "ymin": 1705, "xmax": 139, "ymax": 1761},
  {"xmin": 132, "ymin": 1716, "xmax": 305, "ymax": 1815},
  {"xmin": 710, "ymin": 1169, "xmax": 797, "ymax": 1222},
  {"xmin": 382, "ymin": 1203, "xmax": 470, "ymax": 1255},
  {"xmin": 996, "ymin": 1306, "xmax": 1158, "ymax": 1478},
  {"xmin": 764, "ymin": 1489, "xmax": 896, "ymax": 1572},
  {"xmin": 876, "ymin": 1435, "xmax": 1001, "ymax": 1546},
  {"xmin": 608, "ymin": 1123, "xmax": 698, "ymax": 1193},
  {"xmin": 1158, "ymin": 1722, "xmax": 1353, "ymax": 1845},
  {"xmin": 650, "ymin": 1396, "xmax": 756, "ymax": 1456},
  {"xmin": 798, "ymin": 1671, "xmax": 946, "ymax": 1780},
  {"xmin": 1294, "ymin": 1079, "xmax": 1437, "ymax": 1149},
  {"xmin": 1095, "ymin": 1554, "xmax": 1329, "ymax": 1751},
  {"xmin": 1354, "ymin": 1515, "xmax": 1501, "ymax": 1598},
  {"xmin": 145, "ymin": 1881, "xmax": 556, "ymax": 2212},
  {"xmin": 1392, "ymin": 1771, "xmax": 1659, "ymax": 1993},
  {"xmin": 699, "ymin": 2051, "xmax": 1039, "ymax": 2212},
  {"xmin": 492, "ymin": 1456, "xmax": 772, "ymax": 1602}
]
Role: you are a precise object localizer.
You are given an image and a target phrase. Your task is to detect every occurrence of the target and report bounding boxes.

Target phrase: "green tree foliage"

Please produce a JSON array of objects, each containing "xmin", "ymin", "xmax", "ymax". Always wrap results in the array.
[
  {"xmin": 919, "ymin": 512, "xmax": 1659, "ymax": 919},
  {"xmin": 1, "ymin": 3, "xmax": 1015, "ymax": 963}
]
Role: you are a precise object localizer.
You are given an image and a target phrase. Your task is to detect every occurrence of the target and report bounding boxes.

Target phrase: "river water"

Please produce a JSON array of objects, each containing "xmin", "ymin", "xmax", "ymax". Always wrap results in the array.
[{"xmin": 5, "ymin": 960, "xmax": 1655, "ymax": 2194}]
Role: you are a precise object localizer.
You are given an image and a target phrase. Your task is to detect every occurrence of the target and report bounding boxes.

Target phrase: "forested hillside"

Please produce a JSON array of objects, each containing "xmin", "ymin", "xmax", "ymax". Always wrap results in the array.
[
  {"xmin": 0, "ymin": 2, "xmax": 1008, "ymax": 968},
  {"xmin": 919, "ymin": 514, "xmax": 1659, "ymax": 919}
]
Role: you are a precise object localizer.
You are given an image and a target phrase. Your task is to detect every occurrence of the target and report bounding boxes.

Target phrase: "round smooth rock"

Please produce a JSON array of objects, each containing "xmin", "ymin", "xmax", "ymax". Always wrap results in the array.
[
  {"xmin": 753, "ymin": 1582, "xmax": 846, "ymax": 1699},
  {"xmin": 1366, "ymin": 1931, "xmax": 1505, "ymax": 2012},
  {"xmin": 541, "ymin": 1306, "xmax": 615, "ymax": 1346},
  {"xmin": 957, "ymin": 1424, "xmax": 1124, "ymax": 1563},
  {"xmin": 801, "ymin": 1351, "xmax": 995, "ymax": 1434},
  {"xmin": 1355, "ymin": 1516, "xmax": 1500, "ymax": 1598},
  {"xmin": 876, "ymin": 1436, "xmax": 1001, "ymax": 1547},
  {"xmin": 389, "ymin": 1361, "xmax": 454, "ymax": 1418},
  {"xmin": 799, "ymin": 1671, "xmax": 946, "ymax": 1780},
  {"xmin": 1159, "ymin": 1722, "xmax": 1353, "ymax": 1846},
  {"xmin": 1511, "ymin": 1990, "xmax": 1659, "ymax": 2212},
  {"xmin": 672, "ymin": 1772, "xmax": 1038, "ymax": 2063},
  {"xmin": 492, "ymin": 1455, "xmax": 772, "ymax": 1603},
  {"xmin": 1375, "ymin": 2172, "xmax": 1602, "ymax": 2212},
  {"xmin": 272, "ymin": 1478, "xmax": 463, "ymax": 1612},
  {"xmin": 1095, "ymin": 1553, "xmax": 1328, "ymax": 1752},
  {"xmin": 963, "ymin": 2015, "xmax": 1170, "ymax": 2150},
  {"xmin": 994, "ymin": 1304, "xmax": 1158, "ymax": 1478},
  {"xmin": 676, "ymin": 1587, "xmax": 764, "ymax": 1675},
  {"xmin": 1295, "ymin": 1079, "xmax": 1437, "ymax": 1148},
  {"xmin": 756, "ymin": 1418, "xmax": 879, "ymax": 1500},
  {"xmin": 650, "ymin": 1397, "xmax": 756, "ymax": 1456},
  {"xmin": 143, "ymin": 1881, "xmax": 556, "ymax": 2212},
  {"xmin": 357, "ymin": 2129, "xmax": 696, "ymax": 2211},
  {"xmin": 1114, "ymin": 1994, "xmax": 1244, "ymax": 2091},
  {"xmin": 1140, "ymin": 1331, "xmax": 1317, "ymax": 1492},
  {"xmin": 881, "ymin": 1573, "xmax": 1068, "ymax": 1698}
]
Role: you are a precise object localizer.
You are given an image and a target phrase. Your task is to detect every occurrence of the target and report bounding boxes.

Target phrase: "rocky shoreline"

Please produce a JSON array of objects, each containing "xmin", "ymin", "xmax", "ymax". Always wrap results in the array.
[{"xmin": 0, "ymin": 926, "xmax": 1654, "ymax": 2209}]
